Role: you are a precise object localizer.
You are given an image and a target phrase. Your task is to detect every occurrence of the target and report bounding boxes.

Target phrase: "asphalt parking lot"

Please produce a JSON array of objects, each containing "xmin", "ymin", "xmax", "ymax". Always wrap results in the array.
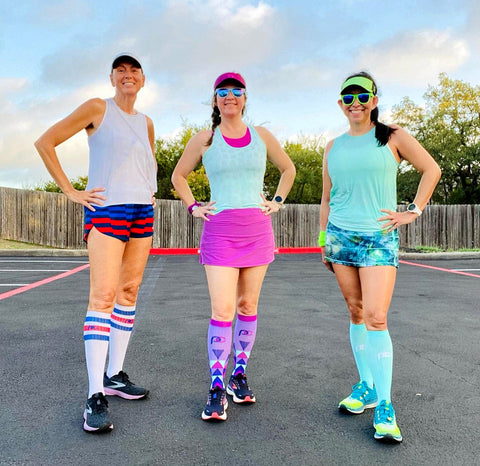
[{"xmin": 1, "ymin": 253, "xmax": 479, "ymax": 465}]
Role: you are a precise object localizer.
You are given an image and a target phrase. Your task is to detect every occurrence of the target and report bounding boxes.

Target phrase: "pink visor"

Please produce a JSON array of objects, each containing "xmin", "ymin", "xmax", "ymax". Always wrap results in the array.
[{"xmin": 214, "ymin": 72, "xmax": 246, "ymax": 89}]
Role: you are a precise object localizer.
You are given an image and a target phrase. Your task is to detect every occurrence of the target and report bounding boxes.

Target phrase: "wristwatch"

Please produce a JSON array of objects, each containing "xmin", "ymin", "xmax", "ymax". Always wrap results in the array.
[
  {"xmin": 407, "ymin": 203, "xmax": 422, "ymax": 216},
  {"xmin": 274, "ymin": 195, "xmax": 286, "ymax": 209}
]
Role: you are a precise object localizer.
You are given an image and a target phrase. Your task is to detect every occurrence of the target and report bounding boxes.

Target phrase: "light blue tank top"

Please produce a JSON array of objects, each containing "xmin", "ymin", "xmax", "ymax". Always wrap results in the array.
[
  {"xmin": 87, "ymin": 98, "xmax": 157, "ymax": 206},
  {"xmin": 327, "ymin": 128, "xmax": 399, "ymax": 232},
  {"xmin": 202, "ymin": 126, "xmax": 267, "ymax": 213}
]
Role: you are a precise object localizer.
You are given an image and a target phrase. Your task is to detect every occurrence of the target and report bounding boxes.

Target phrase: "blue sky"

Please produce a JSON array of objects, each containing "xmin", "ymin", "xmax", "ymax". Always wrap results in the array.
[{"xmin": 1, "ymin": 0, "xmax": 478, "ymax": 188}]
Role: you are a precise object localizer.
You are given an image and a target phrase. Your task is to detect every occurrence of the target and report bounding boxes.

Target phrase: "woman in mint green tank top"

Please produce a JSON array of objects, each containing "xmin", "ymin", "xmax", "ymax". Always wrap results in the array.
[
  {"xmin": 319, "ymin": 72, "xmax": 441, "ymax": 443},
  {"xmin": 172, "ymin": 72, "xmax": 295, "ymax": 421}
]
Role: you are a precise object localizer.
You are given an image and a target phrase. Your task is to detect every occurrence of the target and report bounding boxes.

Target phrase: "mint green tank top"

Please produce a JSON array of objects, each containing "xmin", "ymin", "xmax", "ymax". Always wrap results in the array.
[
  {"xmin": 202, "ymin": 126, "xmax": 267, "ymax": 213},
  {"xmin": 327, "ymin": 128, "xmax": 399, "ymax": 232}
]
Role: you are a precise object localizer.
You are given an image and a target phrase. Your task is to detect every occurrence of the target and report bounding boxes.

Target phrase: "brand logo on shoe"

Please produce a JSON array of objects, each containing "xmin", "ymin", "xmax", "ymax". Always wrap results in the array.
[
  {"xmin": 85, "ymin": 406, "xmax": 93, "ymax": 414},
  {"xmin": 107, "ymin": 380, "xmax": 126, "ymax": 389}
]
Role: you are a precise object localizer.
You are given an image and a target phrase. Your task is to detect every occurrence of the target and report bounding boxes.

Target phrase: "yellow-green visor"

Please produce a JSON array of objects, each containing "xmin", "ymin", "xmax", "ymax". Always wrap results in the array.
[{"xmin": 341, "ymin": 76, "xmax": 375, "ymax": 95}]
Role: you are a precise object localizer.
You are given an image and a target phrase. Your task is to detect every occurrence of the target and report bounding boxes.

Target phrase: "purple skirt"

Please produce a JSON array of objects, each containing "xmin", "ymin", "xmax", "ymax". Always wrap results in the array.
[{"xmin": 199, "ymin": 208, "xmax": 275, "ymax": 267}]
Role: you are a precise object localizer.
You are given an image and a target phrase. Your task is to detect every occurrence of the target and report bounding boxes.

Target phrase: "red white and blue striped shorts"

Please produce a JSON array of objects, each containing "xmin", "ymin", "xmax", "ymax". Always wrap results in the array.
[{"xmin": 84, "ymin": 204, "xmax": 154, "ymax": 242}]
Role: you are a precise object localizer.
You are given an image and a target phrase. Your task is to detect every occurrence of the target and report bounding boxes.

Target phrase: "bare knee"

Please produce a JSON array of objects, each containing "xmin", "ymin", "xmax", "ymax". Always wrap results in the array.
[
  {"xmin": 345, "ymin": 299, "xmax": 363, "ymax": 324},
  {"xmin": 364, "ymin": 309, "xmax": 388, "ymax": 330},
  {"xmin": 89, "ymin": 289, "xmax": 116, "ymax": 313},
  {"xmin": 365, "ymin": 317, "xmax": 387, "ymax": 330},
  {"xmin": 211, "ymin": 304, "xmax": 236, "ymax": 322},
  {"xmin": 237, "ymin": 297, "xmax": 258, "ymax": 317},
  {"xmin": 117, "ymin": 281, "xmax": 141, "ymax": 306}
]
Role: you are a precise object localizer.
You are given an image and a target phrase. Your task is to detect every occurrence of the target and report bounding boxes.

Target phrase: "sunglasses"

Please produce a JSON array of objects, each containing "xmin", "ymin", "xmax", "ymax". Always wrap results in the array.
[
  {"xmin": 215, "ymin": 88, "xmax": 245, "ymax": 98},
  {"xmin": 341, "ymin": 93, "xmax": 374, "ymax": 105}
]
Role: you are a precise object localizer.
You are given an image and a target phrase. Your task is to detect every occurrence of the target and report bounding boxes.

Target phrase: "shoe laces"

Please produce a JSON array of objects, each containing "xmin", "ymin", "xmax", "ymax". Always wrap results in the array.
[
  {"xmin": 232, "ymin": 373, "xmax": 249, "ymax": 390},
  {"xmin": 376, "ymin": 400, "xmax": 394, "ymax": 424},
  {"xmin": 351, "ymin": 381, "xmax": 368, "ymax": 399},
  {"xmin": 208, "ymin": 387, "xmax": 225, "ymax": 404},
  {"xmin": 91, "ymin": 393, "xmax": 108, "ymax": 412},
  {"xmin": 116, "ymin": 371, "xmax": 134, "ymax": 386}
]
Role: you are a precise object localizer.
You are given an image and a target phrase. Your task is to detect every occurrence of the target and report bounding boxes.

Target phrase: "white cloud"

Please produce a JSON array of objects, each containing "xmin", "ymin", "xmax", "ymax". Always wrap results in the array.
[
  {"xmin": 0, "ymin": 77, "xmax": 169, "ymax": 189},
  {"xmin": 356, "ymin": 30, "xmax": 469, "ymax": 86}
]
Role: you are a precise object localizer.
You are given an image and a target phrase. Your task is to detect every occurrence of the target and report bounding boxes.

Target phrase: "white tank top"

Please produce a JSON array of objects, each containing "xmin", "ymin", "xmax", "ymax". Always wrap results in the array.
[{"xmin": 86, "ymin": 98, "xmax": 157, "ymax": 206}]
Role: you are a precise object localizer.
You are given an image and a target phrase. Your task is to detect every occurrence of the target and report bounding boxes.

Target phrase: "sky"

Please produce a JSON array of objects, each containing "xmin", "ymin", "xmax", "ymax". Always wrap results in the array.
[{"xmin": 1, "ymin": 0, "xmax": 478, "ymax": 189}]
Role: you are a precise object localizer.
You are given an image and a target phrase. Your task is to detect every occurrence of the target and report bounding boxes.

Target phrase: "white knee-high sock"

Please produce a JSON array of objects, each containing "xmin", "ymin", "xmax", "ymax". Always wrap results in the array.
[
  {"xmin": 84, "ymin": 310, "xmax": 111, "ymax": 397},
  {"xmin": 107, "ymin": 304, "xmax": 136, "ymax": 378}
]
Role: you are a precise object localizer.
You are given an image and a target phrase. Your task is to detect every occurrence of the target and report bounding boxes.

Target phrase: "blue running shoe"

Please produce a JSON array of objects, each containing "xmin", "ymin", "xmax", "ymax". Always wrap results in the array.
[
  {"xmin": 373, "ymin": 400, "xmax": 403, "ymax": 443},
  {"xmin": 338, "ymin": 381, "xmax": 377, "ymax": 414},
  {"xmin": 83, "ymin": 392, "xmax": 113, "ymax": 433},
  {"xmin": 201, "ymin": 387, "xmax": 228, "ymax": 421},
  {"xmin": 227, "ymin": 373, "xmax": 256, "ymax": 404}
]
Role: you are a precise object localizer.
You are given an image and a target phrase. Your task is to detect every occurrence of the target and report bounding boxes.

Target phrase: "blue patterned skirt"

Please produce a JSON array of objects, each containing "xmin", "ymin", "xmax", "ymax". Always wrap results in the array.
[{"xmin": 325, "ymin": 221, "xmax": 399, "ymax": 268}]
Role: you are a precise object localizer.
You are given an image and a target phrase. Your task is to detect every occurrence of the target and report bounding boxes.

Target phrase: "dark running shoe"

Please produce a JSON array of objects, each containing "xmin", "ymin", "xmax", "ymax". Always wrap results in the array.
[
  {"xmin": 104, "ymin": 371, "xmax": 149, "ymax": 400},
  {"xmin": 83, "ymin": 392, "xmax": 113, "ymax": 433},
  {"xmin": 201, "ymin": 387, "xmax": 228, "ymax": 421},
  {"xmin": 226, "ymin": 373, "xmax": 256, "ymax": 403}
]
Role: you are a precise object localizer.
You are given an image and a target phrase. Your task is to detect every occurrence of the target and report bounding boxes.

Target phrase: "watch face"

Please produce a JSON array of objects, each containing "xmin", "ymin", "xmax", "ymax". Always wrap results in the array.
[
  {"xmin": 407, "ymin": 203, "xmax": 416, "ymax": 212},
  {"xmin": 274, "ymin": 195, "xmax": 283, "ymax": 203}
]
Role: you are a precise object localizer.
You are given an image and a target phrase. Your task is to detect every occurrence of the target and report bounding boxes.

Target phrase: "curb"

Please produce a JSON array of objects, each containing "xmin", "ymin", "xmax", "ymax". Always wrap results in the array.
[
  {"xmin": 1, "ymin": 249, "xmax": 480, "ymax": 260},
  {"xmin": 0, "ymin": 249, "xmax": 89, "ymax": 257}
]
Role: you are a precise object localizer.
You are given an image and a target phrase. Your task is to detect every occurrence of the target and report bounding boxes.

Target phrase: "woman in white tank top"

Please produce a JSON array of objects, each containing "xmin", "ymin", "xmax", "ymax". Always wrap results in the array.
[{"xmin": 35, "ymin": 53, "xmax": 157, "ymax": 434}]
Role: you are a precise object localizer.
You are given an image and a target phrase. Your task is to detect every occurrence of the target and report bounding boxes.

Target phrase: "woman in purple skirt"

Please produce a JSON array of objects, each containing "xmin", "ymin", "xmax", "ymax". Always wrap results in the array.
[{"xmin": 172, "ymin": 72, "xmax": 295, "ymax": 421}]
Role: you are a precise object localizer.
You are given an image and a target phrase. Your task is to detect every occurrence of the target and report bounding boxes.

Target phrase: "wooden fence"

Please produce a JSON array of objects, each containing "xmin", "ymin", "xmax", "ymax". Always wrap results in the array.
[{"xmin": 1, "ymin": 186, "xmax": 480, "ymax": 250}]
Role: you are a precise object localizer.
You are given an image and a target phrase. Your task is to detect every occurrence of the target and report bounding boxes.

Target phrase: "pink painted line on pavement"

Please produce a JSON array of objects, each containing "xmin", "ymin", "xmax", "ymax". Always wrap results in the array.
[
  {"xmin": 0, "ymin": 263, "xmax": 90, "ymax": 301},
  {"xmin": 399, "ymin": 260, "xmax": 480, "ymax": 278},
  {"xmin": 149, "ymin": 247, "xmax": 324, "ymax": 255}
]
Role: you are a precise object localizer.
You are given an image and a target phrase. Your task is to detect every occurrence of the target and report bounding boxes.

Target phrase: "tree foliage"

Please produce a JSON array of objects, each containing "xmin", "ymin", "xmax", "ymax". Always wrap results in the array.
[
  {"xmin": 264, "ymin": 136, "xmax": 324, "ymax": 204},
  {"xmin": 38, "ymin": 74, "xmax": 480, "ymax": 207},
  {"xmin": 34, "ymin": 176, "xmax": 88, "ymax": 193},
  {"xmin": 165, "ymin": 125, "xmax": 324, "ymax": 204},
  {"xmin": 392, "ymin": 73, "xmax": 480, "ymax": 204},
  {"xmin": 155, "ymin": 124, "xmax": 205, "ymax": 200}
]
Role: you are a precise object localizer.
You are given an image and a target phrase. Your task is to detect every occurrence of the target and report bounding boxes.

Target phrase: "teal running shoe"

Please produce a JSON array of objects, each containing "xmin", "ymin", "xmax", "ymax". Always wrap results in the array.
[
  {"xmin": 338, "ymin": 381, "xmax": 377, "ymax": 414},
  {"xmin": 373, "ymin": 400, "xmax": 403, "ymax": 442}
]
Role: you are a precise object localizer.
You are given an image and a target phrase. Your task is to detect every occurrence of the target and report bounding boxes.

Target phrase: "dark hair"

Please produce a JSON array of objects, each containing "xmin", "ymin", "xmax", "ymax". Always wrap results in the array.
[
  {"xmin": 206, "ymin": 103, "xmax": 221, "ymax": 146},
  {"xmin": 344, "ymin": 71, "xmax": 396, "ymax": 146}
]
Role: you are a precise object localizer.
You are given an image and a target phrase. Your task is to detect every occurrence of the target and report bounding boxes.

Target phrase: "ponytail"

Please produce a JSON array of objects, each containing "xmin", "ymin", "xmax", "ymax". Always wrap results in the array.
[
  {"xmin": 371, "ymin": 107, "xmax": 396, "ymax": 146},
  {"xmin": 206, "ymin": 105, "xmax": 221, "ymax": 146}
]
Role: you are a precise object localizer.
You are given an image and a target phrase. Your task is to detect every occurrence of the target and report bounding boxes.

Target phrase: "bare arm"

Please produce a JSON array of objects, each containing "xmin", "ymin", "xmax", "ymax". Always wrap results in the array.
[
  {"xmin": 146, "ymin": 115, "xmax": 158, "ymax": 205},
  {"xmin": 320, "ymin": 139, "xmax": 334, "ymax": 271},
  {"xmin": 171, "ymin": 130, "xmax": 216, "ymax": 220},
  {"xmin": 34, "ymin": 98, "xmax": 107, "ymax": 211},
  {"xmin": 146, "ymin": 115, "xmax": 157, "ymax": 167},
  {"xmin": 379, "ymin": 125, "xmax": 442, "ymax": 230},
  {"xmin": 255, "ymin": 126, "xmax": 296, "ymax": 215},
  {"xmin": 320, "ymin": 139, "xmax": 334, "ymax": 231}
]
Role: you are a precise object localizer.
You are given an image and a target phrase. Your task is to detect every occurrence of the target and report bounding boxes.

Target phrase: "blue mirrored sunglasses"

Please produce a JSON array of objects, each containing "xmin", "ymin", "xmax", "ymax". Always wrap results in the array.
[
  {"xmin": 341, "ymin": 93, "xmax": 373, "ymax": 105},
  {"xmin": 215, "ymin": 88, "xmax": 245, "ymax": 98}
]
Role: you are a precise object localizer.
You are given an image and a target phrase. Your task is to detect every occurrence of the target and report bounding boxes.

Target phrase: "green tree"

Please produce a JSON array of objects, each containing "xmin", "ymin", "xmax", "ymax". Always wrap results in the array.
[
  {"xmin": 155, "ymin": 122, "xmax": 209, "ymax": 200},
  {"xmin": 171, "ymin": 164, "xmax": 210, "ymax": 202},
  {"xmin": 263, "ymin": 136, "xmax": 324, "ymax": 204},
  {"xmin": 162, "ymin": 125, "xmax": 325, "ymax": 204},
  {"xmin": 34, "ymin": 175, "xmax": 88, "ymax": 193},
  {"xmin": 392, "ymin": 73, "xmax": 480, "ymax": 204}
]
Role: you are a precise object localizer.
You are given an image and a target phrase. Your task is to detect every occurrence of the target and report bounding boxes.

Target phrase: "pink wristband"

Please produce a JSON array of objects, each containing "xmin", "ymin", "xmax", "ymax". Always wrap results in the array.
[{"xmin": 188, "ymin": 201, "xmax": 201, "ymax": 214}]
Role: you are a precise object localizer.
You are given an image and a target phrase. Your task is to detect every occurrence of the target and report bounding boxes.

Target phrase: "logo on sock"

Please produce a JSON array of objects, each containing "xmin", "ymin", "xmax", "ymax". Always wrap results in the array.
[
  {"xmin": 210, "ymin": 336, "xmax": 226, "ymax": 344},
  {"xmin": 377, "ymin": 351, "xmax": 392, "ymax": 360},
  {"xmin": 238, "ymin": 329, "xmax": 253, "ymax": 336}
]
